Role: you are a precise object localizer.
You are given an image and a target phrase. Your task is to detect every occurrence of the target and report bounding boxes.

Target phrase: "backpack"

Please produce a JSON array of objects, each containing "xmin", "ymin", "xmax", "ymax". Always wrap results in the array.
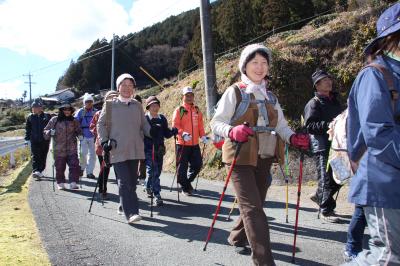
[{"xmin": 328, "ymin": 63, "xmax": 399, "ymax": 185}]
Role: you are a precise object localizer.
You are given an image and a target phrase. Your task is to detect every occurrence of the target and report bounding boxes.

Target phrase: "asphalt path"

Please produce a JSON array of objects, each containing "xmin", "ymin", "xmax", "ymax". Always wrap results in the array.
[{"xmin": 28, "ymin": 155, "xmax": 354, "ymax": 266}]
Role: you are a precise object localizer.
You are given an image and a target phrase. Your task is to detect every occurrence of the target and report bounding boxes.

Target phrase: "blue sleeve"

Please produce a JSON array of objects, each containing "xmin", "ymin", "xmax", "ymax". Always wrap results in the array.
[
  {"xmin": 74, "ymin": 109, "xmax": 81, "ymax": 122},
  {"xmin": 354, "ymin": 68, "xmax": 400, "ymax": 167}
]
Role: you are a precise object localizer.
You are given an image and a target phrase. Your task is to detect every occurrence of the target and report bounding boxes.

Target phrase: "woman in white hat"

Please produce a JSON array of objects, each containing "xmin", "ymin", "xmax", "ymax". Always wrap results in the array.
[{"xmin": 211, "ymin": 43, "xmax": 309, "ymax": 265}]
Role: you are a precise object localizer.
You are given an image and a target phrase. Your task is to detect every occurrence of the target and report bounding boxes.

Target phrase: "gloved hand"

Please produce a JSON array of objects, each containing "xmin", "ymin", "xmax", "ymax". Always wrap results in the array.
[
  {"xmin": 170, "ymin": 127, "xmax": 178, "ymax": 136},
  {"xmin": 228, "ymin": 125, "xmax": 254, "ymax": 143},
  {"xmin": 50, "ymin": 129, "xmax": 56, "ymax": 136},
  {"xmin": 150, "ymin": 124, "xmax": 162, "ymax": 138},
  {"xmin": 78, "ymin": 135, "xmax": 84, "ymax": 141},
  {"xmin": 25, "ymin": 140, "xmax": 31, "ymax": 147},
  {"xmin": 102, "ymin": 141, "xmax": 112, "ymax": 152},
  {"xmin": 200, "ymin": 136, "xmax": 209, "ymax": 144},
  {"xmin": 290, "ymin": 133, "xmax": 310, "ymax": 150},
  {"xmin": 182, "ymin": 132, "xmax": 192, "ymax": 142}
]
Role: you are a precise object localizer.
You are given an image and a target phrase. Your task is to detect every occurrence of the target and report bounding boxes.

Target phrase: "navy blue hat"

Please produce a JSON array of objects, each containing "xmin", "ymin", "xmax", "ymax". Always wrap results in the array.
[
  {"xmin": 312, "ymin": 70, "xmax": 331, "ymax": 87},
  {"xmin": 364, "ymin": 3, "xmax": 400, "ymax": 55},
  {"xmin": 31, "ymin": 99, "xmax": 43, "ymax": 108}
]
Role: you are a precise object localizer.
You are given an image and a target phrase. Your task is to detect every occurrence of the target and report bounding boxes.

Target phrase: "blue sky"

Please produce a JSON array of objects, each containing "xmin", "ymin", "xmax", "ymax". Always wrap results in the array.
[{"xmin": 0, "ymin": 0, "xmax": 200, "ymax": 100}]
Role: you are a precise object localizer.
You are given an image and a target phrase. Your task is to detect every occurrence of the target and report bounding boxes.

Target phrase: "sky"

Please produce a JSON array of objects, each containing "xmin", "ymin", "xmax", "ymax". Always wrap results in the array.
[{"xmin": 0, "ymin": 0, "xmax": 201, "ymax": 100}]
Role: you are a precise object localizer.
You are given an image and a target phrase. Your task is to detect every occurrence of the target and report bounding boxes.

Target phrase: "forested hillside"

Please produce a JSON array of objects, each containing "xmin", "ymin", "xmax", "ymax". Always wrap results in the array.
[{"xmin": 58, "ymin": 0, "xmax": 348, "ymax": 94}]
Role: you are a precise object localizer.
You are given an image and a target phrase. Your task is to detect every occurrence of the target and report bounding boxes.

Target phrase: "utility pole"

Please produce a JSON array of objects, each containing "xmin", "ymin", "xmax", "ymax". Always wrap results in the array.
[
  {"xmin": 200, "ymin": 0, "xmax": 217, "ymax": 119},
  {"xmin": 111, "ymin": 33, "xmax": 115, "ymax": 90},
  {"xmin": 23, "ymin": 73, "xmax": 35, "ymax": 105}
]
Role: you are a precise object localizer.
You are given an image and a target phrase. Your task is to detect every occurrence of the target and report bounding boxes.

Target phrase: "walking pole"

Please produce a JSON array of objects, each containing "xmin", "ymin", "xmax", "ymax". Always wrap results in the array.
[
  {"xmin": 89, "ymin": 161, "xmax": 104, "ymax": 213},
  {"xmin": 278, "ymin": 163, "xmax": 289, "ymax": 223},
  {"xmin": 226, "ymin": 197, "xmax": 238, "ymax": 221},
  {"xmin": 285, "ymin": 144, "xmax": 290, "ymax": 223},
  {"xmin": 51, "ymin": 136, "xmax": 55, "ymax": 192},
  {"xmin": 101, "ymin": 159, "xmax": 106, "ymax": 206},
  {"xmin": 291, "ymin": 152, "xmax": 304, "ymax": 263},
  {"xmin": 150, "ymin": 144, "xmax": 155, "ymax": 218},
  {"xmin": 317, "ymin": 155, "xmax": 326, "ymax": 220},
  {"xmin": 203, "ymin": 142, "xmax": 243, "ymax": 251},
  {"xmin": 79, "ymin": 140, "xmax": 83, "ymax": 188},
  {"xmin": 194, "ymin": 142, "xmax": 206, "ymax": 191}
]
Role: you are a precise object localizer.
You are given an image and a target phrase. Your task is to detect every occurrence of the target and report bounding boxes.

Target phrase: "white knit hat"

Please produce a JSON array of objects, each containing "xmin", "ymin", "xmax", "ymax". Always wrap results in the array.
[
  {"xmin": 116, "ymin": 73, "xmax": 136, "ymax": 91},
  {"xmin": 238, "ymin": 44, "xmax": 272, "ymax": 74},
  {"xmin": 83, "ymin": 93, "xmax": 94, "ymax": 103}
]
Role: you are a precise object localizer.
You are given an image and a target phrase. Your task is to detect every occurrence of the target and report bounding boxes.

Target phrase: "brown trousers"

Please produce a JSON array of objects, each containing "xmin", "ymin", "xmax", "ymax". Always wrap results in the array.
[{"xmin": 227, "ymin": 157, "xmax": 275, "ymax": 266}]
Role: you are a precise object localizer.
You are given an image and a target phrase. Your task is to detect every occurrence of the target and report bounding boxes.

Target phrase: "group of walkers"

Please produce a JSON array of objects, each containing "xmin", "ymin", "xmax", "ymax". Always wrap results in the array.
[{"xmin": 23, "ymin": 3, "xmax": 400, "ymax": 265}]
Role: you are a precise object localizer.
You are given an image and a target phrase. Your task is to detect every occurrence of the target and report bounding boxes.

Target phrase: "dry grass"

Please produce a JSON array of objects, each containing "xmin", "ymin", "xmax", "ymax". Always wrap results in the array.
[{"xmin": 0, "ymin": 162, "xmax": 50, "ymax": 266}]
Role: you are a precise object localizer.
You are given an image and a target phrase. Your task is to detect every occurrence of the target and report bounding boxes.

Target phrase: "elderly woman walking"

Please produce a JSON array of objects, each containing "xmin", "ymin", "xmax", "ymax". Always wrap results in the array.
[
  {"xmin": 97, "ymin": 73, "xmax": 154, "ymax": 224},
  {"xmin": 211, "ymin": 43, "xmax": 309, "ymax": 266}
]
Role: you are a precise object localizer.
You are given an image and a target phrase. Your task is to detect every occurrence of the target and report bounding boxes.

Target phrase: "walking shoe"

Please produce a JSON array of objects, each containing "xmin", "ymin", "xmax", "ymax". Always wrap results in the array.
[
  {"xmin": 146, "ymin": 188, "xmax": 153, "ymax": 198},
  {"xmin": 32, "ymin": 171, "xmax": 41, "ymax": 180},
  {"xmin": 70, "ymin": 182, "xmax": 79, "ymax": 189},
  {"xmin": 57, "ymin": 183, "xmax": 65, "ymax": 190},
  {"xmin": 234, "ymin": 246, "xmax": 251, "ymax": 255},
  {"xmin": 87, "ymin": 173, "xmax": 96, "ymax": 179},
  {"xmin": 128, "ymin": 214, "xmax": 142, "ymax": 224},
  {"xmin": 100, "ymin": 192, "xmax": 108, "ymax": 200},
  {"xmin": 155, "ymin": 195, "xmax": 163, "ymax": 206},
  {"xmin": 38, "ymin": 172, "xmax": 45, "ymax": 178},
  {"xmin": 321, "ymin": 211, "xmax": 341, "ymax": 223},
  {"xmin": 309, "ymin": 192, "xmax": 319, "ymax": 205},
  {"xmin": 79, "ymin": 169, "xmax": 84, "ymax": 177},
  {"xmin": 117, "ymin": 205, "xmax": 123, "ymax": 215},
  {"xmin": 181, "ymin": 189, "xmax": 192, "ymax": 196},
  {"xmin": 343, "ymin": 250, "xmax": 357, "ymax": 263}
]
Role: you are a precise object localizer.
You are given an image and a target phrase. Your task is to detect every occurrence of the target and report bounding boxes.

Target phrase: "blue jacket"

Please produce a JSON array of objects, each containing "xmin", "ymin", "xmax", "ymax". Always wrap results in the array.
[
  {"xmin": 144, "ymin": 114, "xmax": 174, "ymax": 153},
  {"xmin": 347, "ymin": 55, "xmax": 400, "ymax": 209},
  {"xmin": 75, "ymin": 108, "xmax": 97, "ymax": 138}
]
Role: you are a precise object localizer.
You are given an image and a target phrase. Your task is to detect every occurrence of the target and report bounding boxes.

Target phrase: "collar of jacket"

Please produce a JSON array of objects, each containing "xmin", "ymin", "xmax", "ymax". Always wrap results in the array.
[
  {"xmin": 182, "ymin": 102, "xmax": 196, "ymax": 111},
  {"xmin": 379, "ymin": 55, "xmax": 400, "ymax": 75},
  {"xmin": 314, "ymin": 91, "xmax": 337, "ymax": 101}
]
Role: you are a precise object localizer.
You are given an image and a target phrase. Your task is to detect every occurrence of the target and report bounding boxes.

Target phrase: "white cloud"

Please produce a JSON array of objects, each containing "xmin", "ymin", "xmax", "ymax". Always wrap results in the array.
[
  {"xmin": 0, "ymin": 0, "xmax": 130, "ymax": 61},
  {"xmin": 129, "ymin": 0, "xmax": 199, "ymax": 33},
  {"xmin": 0, "ymin": 80, "xmax": 24, "ymax": 100}
]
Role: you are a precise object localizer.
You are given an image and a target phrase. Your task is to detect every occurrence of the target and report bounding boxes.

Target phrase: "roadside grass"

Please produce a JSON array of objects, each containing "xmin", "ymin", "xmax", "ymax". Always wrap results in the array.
[
  {"xmin": 0, "ymin": 129, "xmax": 25, "ymax": 137},
  {"xmin": 0, "ymin": 162, "xmax": 50, "ymax": 266}
]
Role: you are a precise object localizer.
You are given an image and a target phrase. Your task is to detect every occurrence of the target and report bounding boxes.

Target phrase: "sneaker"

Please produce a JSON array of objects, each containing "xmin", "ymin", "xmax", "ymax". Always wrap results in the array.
[
  {"xmin": 343, "ymin": 250, "xmax": 357, "ymax": 262},
  {"xmin": 70, "ymin": 182, "xmax": 79, "ymax": 189},
  {"xmin": 38, "ymin": 172, "xmax": 45, "ymax": 178},
  {"xmin": 87, "ymin": 173, "xmax": 96, "ymax": 179},
  {"xmin": 234, "ymin": 246, "xmax": 251, "ymax": 255},
  {"xmin": 321, "ymin": 211, "xmax": 341, "ymax": 223},
  {"xmin": 128, "ymin": 214, "xmax": 142, "ymax": 224},
  {"xmin": 100, "ymin": 192, "xmax": 108, "ymax": 200},
  {"xmin": 155, "ymin": 195, "xmax": 163, "ymax": 206},
  {"xmin": 117, "ymin": 205, "xmax": 123, "ymax": 215},
  {"xmin": 181, "ymin": 190, "xmax": 192, "ymax": 196},
  {"xmin": 309, "ymin": 192, "xmax": 319, "ymax": 205},
  {"xmin": 32, "ymin": 171, "xmax": 41, "ymax": 180},
  {"xmin": 57, "ymin": 183, "xmax": 65, "ymax": 190}
]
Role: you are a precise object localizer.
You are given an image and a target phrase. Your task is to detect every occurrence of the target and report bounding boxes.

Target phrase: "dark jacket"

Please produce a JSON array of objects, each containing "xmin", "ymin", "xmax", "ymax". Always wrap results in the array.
[
  {"xmin": 25, "ymin": 112, "xmax": 52, "ymax": 143},
  {"xmin": 303, "ymin": 92, "xmax": 343, "ymax": 153},
  {"xmin": 144, "ymin": 114, "xmax": 174, "ymax": 154}
]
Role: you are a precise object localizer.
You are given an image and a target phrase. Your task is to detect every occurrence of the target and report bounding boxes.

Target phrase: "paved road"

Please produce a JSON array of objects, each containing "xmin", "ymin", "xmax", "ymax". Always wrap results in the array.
[{"xmin": 29, "ymin": 155, "xmax": 354, "ymax": 266}]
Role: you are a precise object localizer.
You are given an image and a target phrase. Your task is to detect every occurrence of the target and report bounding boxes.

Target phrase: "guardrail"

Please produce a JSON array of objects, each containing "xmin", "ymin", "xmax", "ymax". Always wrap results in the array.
[{"xmin": 0, "ymin": 137, "xmax": 27, "ymax": 167}]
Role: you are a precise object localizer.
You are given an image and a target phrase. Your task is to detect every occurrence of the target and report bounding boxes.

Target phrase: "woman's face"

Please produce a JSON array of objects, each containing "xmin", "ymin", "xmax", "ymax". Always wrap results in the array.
[
  {"xmin": 63, "ymin": 108, "xmax": 72, "ymax": 117},
  {"xmin": 119, "ymin": 79, "xmax": 135, "ymax": 98},
  {"xmin": 315, "ymin": 77, "xmax": 333, "ymax": 97},
  {"xmin": 244, "ymin": 53, "xmax": 269, "ymax": 84}
]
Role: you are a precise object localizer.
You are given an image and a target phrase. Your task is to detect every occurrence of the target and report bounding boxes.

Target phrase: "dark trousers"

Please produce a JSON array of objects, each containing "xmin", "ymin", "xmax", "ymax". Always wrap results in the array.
[
  {"xmin": 55, "ymin": 154, "xmax": 80, "ymax": 184},
  {"xmin": 137, "ymin": 159, "xmax": 146, "ymax": 180},
  {"xmin": 345, "ymin": 205, "xmax": 367, "ymax": 255},
  {"xmin": 314, "ymin": 151, "xmax": 341, "ymax": 214},
  {"xmin": 145, "ymin": 150, "xmax": 163, "ymax": 195},
  {"xmin": 228, "ymin": 157, "xmax": 275, "ymax": 266},
  {"xmin": 176, "ymin": 144, "xmax": 202, "ymax": 191},
  {"xmin": 97, "ymin": 155, "xmax": 110, "ymax": 193},
  {"xmin": 113, "ymin": 160, "xmax": 139, "ymax": 220},
  {"xmin": 31, "ymin": 141, "xmax": 50, "ymax": 172}
]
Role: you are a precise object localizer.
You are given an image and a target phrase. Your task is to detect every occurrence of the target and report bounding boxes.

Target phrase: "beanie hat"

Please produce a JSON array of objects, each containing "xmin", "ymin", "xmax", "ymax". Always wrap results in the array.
[
  {"xmin": 182, "ymin": 86, "xmax": 193, "ymax": 95},
  {"xmin": 311, "ymin": 70, "xmax": 332, "ymax": 87},
  {"xmin": 238, "ymin": 44, "xmax": 272, "ymax": 74},
  {"xmin": 145, "ymin": 95, "xmax": 160, "ymax": 110},
  {"xmin": 83, "ymin": 93, "xmax": 94, "ymax": 103},
  {"xmin": 116, "ymin": 73, "xmax": 136, "ymax": 91},
  {"xmin": 31, "ymin": 98, "xmax": 43, "ymax": 108},
  {"xmin": 59, "ymin": 103, "xmax": 75, "ymax": 112}
]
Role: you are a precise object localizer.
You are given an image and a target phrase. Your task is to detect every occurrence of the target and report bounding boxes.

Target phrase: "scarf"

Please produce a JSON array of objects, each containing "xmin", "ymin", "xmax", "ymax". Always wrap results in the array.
[
  {"xmin": 241, "ymin": 73, "xmax": 269, "ymax": 99},
  {"xmin": 118, "ymin": 95, "xmax": 131, "ymax": 104}
]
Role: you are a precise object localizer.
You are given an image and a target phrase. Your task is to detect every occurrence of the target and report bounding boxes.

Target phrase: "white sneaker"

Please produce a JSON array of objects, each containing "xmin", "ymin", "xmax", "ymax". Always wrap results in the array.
[
  {"xmin": 70, "ymin": 182, "xmax": 79, "ymax": 189},
  {"xmin": 38, "ymin": 172, "xmax": 45, "ymax": 178},
  {"xmin": 117, "ymin": 205, "xmax": 124, "ymax": 215},
  {"xmin": 32, "ymin": 171, "xmax": 41, "ymax": 180},
  {"xmin": 128, "ymin": 214, "xmax": 142, "ymax": 224},
  {"xmin": 57, "ymin": 183, "xmax": 65, "ymax": 190}
]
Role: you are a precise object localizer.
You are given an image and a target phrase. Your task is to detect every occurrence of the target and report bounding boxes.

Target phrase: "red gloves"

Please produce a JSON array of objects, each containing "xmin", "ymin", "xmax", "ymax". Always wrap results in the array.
[
  {"xmin": 229, "ymin": 125, "xmax": 254, "ymax": 143},
  {"xmin": 290, "ymin": 133, "xmax": 310, "ymax": 150}
]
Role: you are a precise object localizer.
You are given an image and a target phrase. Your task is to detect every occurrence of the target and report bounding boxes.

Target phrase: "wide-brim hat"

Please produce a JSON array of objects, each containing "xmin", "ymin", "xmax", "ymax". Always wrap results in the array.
[
  {"xmin": 145, "ymin": 95, "xmax": 160, "ymax": 110},
  {"xmin": 364, "ymin": 3, "xmax": 400, "ymax": 55},
  {"xmin": 59, "ymin": 103, "xmax": 75, "ymax": 112}
]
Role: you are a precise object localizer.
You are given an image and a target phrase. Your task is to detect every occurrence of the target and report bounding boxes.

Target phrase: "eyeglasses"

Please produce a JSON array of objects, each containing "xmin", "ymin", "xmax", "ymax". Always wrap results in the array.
[{"xmin": 120, "ymin": 84, "xmax": 135, "ymax": 89}]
